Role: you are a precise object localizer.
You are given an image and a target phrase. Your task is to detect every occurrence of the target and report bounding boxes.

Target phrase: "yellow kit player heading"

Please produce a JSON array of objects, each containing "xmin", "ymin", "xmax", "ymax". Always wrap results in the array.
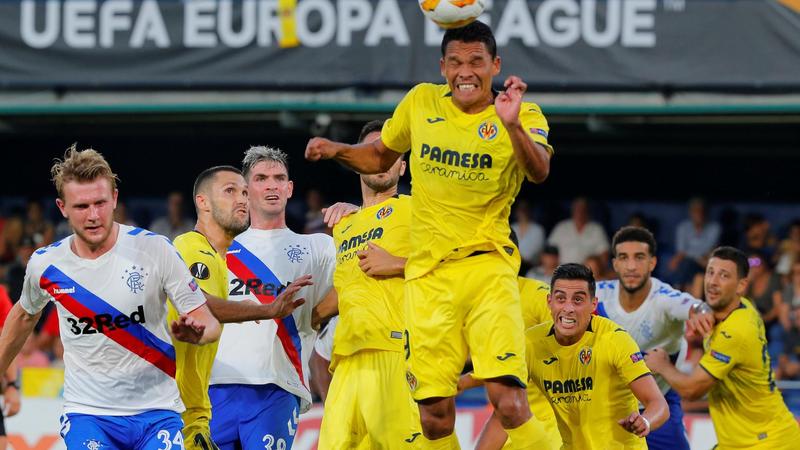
[
  {"xmin": 527, "ymin": 263, "xmax": 669, "ymax": 449},
  {"xmin": 645, "ymin": 246, "xmax": 800, "ymax": 450},
  {"xmin": 306, "ymin": 20, "xmax": 553, "ymax": 449}
]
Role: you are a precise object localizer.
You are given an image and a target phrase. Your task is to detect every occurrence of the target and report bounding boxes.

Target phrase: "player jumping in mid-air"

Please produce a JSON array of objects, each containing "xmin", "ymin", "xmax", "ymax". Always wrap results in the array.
[
  {"xmin": 0, "ymin": 146, "xmax": 222, "ymax": 449},
  {"xmin": 208, "ymin": 147, "xmax": 337, "ymax": 450},
  {"xmin": 307, "ymin": 21, "xmax": 554, "ymax": 449}
]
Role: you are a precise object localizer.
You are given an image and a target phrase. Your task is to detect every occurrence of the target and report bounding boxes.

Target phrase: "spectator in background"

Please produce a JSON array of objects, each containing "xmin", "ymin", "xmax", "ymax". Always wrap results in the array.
[
  {"xmin": 0, "ymin": 216, "xmax": 23, "ymax": 266},
  {"xmin": 511, "ymin": 200, "xmax": 545, "ymax": 273},
  {"xmin": 113, "ymin": 201, "xmax": 138, "ymax": 227},
  {"xmin": 780, "ymin": 261, "xmax": 800, "ymax": 329},
  {"xmin": 667, "ymin": 198, "xmax": 720, "ymax": 292},
  {"xmin": 583, "ymin": 254, "xmax": 615, "ymax": 281},
  {"xmin": 149, "ymin": 191, "xmax": 194, "ymax": 240},
  {"xmin": 777, "ymin": 306, "xmax": 800, "ymax": 380},
  {"xmin": 23, "ymin": 199, "xmax": 54, "ymax": 248},
  {"xmin": 741, "ymin": 213, "xmax": 777, "ymax": 261},
  {"xmin": 0, "ymin": 284, "xmax": 20, "ymax": 449},
  {"xmin": 4, "ymin": 237, "xmax": 34, "ymax": 301},
  {"xmin": 525, "ymin": 245, "xmax": 559, "ymax": 284},
  {"xmin": 547, "ymin": 197, "xmax": 609, "ymax": 265},
  {"xmin": 776, "ymin": 220, "xmax": 800, "ymax": 278},
  {"xmin": 745, "ymin": 252, "xmax": 784, "ymax": 356},
  {"xmin": 303, "ymin": 189, "xmax": 328, "ymax": 235}
]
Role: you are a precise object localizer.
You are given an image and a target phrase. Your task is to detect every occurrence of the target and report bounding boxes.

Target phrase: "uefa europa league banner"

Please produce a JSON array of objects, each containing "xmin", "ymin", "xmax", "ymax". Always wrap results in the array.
[{"xmin": 0, "ymin": 0, "xmax": 798, "ymax": 90}]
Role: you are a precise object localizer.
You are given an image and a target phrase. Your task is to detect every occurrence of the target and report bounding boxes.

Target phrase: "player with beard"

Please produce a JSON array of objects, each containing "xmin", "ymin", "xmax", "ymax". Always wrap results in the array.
[
  {"xmin": 209, "ymin": 148, "xmax": 337, "ymax": 450},
  {"xmin": 594, "ymin": 226, "xmax": 714, "ymax": 450},
  {"xmin": 318, "ymin": 120, "xmax": 424, "ymax": 448},
  {"xmin": 170, "ymin": 166, "xmax": 310, "ymax": 450},
  {"xmin": 646, "ymin": 247, "xmax": 800, "ymax": 449}
]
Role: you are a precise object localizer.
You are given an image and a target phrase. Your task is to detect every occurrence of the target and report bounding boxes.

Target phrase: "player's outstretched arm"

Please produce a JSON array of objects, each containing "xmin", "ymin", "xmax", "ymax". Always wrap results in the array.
[
  {"xmin": 0, "ymin": 304, "xmax": 41, "ymax": 375},
  {"xmin": 496, "ymin": 76, "xmax": 551, "ymax": 183},
  {"xmin": 203, "ymin": 275, "xmax": 312, "ymax": 323},
  {"xmin": 305, "ymin": 137, "xmax": 401, "ymax": 175},
  {"xmin": 3, "ymin": 356, "xmax": 20, "ymax": 417},
  {"xmin": 172, "ymin": 304, "xmax": 221, "ymax": 345},
  {"xmin": 645, "ymin": 347, "xmax": 716, "ymax": 400},
  {"xmin": 620, "ymin": 374, "xmax": 669, "ymax": 437}
]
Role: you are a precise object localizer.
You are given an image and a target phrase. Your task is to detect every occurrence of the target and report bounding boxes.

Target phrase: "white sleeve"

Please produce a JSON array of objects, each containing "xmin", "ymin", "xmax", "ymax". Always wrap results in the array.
[
  {"xmin": 18, "ymin": 259, "xmax": 51, "ymax": 315},
  {"xmin": 314, "ymin": 316, "xmax": 338, "ymax": 361},
  {"xmin": 155, "ymin": 237, "xmax": 207, "ymax": 314},
  {"xmin": 659, "ymin": 286, "xmax": 701, "ymax": 322},
  {"xmin": 310, "ymin": 235, "xmax": 336, "ymax": 307}
]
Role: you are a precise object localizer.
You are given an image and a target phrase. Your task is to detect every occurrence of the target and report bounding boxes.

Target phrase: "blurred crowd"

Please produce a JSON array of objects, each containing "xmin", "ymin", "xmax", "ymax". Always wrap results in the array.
[{"xmin": 3, "ymin": 191, "xmax": 800, "ymax": 380}]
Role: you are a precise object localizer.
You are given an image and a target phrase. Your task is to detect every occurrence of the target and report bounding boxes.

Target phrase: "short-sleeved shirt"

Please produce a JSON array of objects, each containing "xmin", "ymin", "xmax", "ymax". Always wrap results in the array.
[
  {"xmin": 212, "ymin": 228, "xmax": 335, "ymax": 413},
  {"xmin": 331, "ymin": 195, "xmax": 410, "ymax": 366},
  {"xmin": 19, "ymin": 224, "xmax": 206, "ymax": 416},
  {"xmin": 381, "ymin": 83, "xmax": 552, "ymax": 280},
  {"xmin": 547, "ymin": 220, "xmax": 609, "ymax": 264},
  {"xmin": 700, "ymin": 297, "xmax": 800, "ymax": 447},
  {"xmin": 526, "ymin": 316, "xmax": 650, "ymax": 449}
]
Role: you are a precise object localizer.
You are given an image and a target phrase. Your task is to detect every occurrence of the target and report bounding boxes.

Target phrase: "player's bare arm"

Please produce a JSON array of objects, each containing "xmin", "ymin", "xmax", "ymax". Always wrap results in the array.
[
  {"xmin": 496, "ymin": 75, "xmax": 551, "ymax": 183},
  {"xmin": 0, "ymin": 304, "xmax": 41, "ymax": 376},
  {"xmin": 3, "ymin": 357, "xmax": 20, "ymax": 417},
  {"xmin": 305, "ymin": 136, "xmax": 401, "ymax": 175},
  {"xmin": 312, "ymin": 288, "xmax": 338, "ymax": 329},
  {"xmin": 171, "ymin": 304, "xmax": 221, "ymax": 345},
  {"xmin": 204, "ymin": 274, "xmax": 311, "ymax": 323},
  {"xmin": 474, "ymin": 410, "xmax": 512, "ymax": 450},
  {"xmin": 309, "ymin": 350, "xmax": 333, "ymax": 404},
  {"xmin": 322, "ymin": 202, "xmax": 360, "ymax": 228},
  {"xmin": 645, "ymin": 347, "xmax": 716, "ymax": 400},
  {"xmin": 620, "ymin": 374, "xmax": 669, "ymax": 437},
  {"xmin": 357, "ymin": 242, "xmax": 406, "ymax": 277}
]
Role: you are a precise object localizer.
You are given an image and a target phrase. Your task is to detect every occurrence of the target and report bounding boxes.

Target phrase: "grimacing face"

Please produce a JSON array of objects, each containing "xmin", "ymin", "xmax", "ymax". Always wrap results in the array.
[
  {"xmin": 247, "ymin": 160, "xmax": 292, "ymax": 219},
  {"xmin": 612, "ymin": 241, "xmax": 656, "ymax": 294},
  {"xmin": 548, "ymin": 278, "xmax": 598, "ymax": 342},
  {"xmin": 206, "ymin": 171, "xmax": 249, "ymax": 236},
  {"xmin": 440, "ymin": 40, "xmax": 500, "ymax": 114},
  {"xmin": 56, "ymin": 177, "xmax": 118, "ymax": 250}
]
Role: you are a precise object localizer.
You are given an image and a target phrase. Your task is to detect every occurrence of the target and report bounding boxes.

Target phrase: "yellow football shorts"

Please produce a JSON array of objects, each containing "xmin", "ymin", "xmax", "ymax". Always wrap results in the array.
[
  {"xmin": 404, "ymin": 251, "xmax": 528, "ymax": 400},
  {"xmin": 318, "ymin": 349, "xmax": 423, "ymax": 449}
]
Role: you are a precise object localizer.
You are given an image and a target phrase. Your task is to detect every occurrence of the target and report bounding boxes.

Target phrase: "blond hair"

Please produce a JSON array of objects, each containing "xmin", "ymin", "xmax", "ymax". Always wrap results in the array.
[{"xmin": 51, "ymin": 144, "xmax": 118, "ymax": 199}]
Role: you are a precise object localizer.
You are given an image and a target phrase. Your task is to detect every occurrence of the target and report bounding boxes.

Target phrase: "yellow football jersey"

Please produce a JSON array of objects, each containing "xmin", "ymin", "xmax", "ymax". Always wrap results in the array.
[
  {"xmin": 168, "ymin": 231, "xmax": 228, "ymax": 428},
  {"xmin": 700, "ymin": 297, "xmax": 800, "ymax": 449},
  {"xmin": 331, "ymin": 195, "xmax": 411, "ymax": 367},
  {"xmin": 381, "ymin": 83, "xmax": 553, "ymax": 280},
  {"xmin": 526, "ymin": 316, "xmax": 650, "ymax": 450}
]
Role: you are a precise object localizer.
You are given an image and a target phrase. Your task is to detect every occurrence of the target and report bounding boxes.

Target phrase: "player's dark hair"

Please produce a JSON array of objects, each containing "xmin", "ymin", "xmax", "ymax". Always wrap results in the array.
[
  {"xmin": 193, "ymin": 165, "xmax": 241, "ymax": 199},
  {"xmin": 441, "ymin": 21, "xmax": 497, "ymax": 59},
  {"xmin": 611, "ymin": 226, "xmax": 657, "ymax": 257},
  {"xmin": 710, "ymin": 246, "xmax": 749, "ymax": 279},
  {"xmin": 358, "ymin": 120, "xmax": 385, "ymax": 144},
  {"xmin": 551, "ymin": 263, "xmax": 596, "ymax": 297}
]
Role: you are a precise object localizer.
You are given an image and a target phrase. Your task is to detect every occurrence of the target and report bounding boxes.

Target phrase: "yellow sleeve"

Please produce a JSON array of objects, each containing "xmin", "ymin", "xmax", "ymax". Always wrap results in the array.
[
  {"xmin": 612, "ymin": 329, "xmax": 651, "ymax": 385},
  {"xmin": 699, "ymin": 323, "xmax": 746, "ymax": 380},
  {"xmin": 381, "ymin": 85, "xmax": 420, "ymax": 154},
  {"xmin": 174, "ymin": 237, "xmax": 219, "ymax": 295},
  {"xmin": 520, "ymin": 103, "xmax": 553, "ymax": 155},
  {"xmin": 519, "ymin": 278, "xmax": 552, "ymax": 328}
]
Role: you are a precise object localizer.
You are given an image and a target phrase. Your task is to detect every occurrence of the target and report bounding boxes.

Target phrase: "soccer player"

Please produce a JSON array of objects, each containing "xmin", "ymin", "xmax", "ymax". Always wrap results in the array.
[
  {"xmin": 646, "ymin": 246, "xmax": 800, "ymax": 449},
  {"xmin": 208, "ymin": 147, "xmax": 336, "ymax": 450},
  {"xmin": 170, "ymin": 166, "xmax": 310, "ymax": 449},
  {"xmin": 306, "ymin": 21, "xmax": 553, "ymax": 448},
  {"xmin": 595, "ymin": 226, "xmax": 714, "ymax": 450},
  {"xmin": 527, "ymin": 263, "xmax": 669, "ymax": 449},
  {"xmin": 317, "ymin": 120, "xmax": 424, "ymax": 448},
  {"xmin": 0, "ymin": 146, "xmax": 222, "ymax": 448}
]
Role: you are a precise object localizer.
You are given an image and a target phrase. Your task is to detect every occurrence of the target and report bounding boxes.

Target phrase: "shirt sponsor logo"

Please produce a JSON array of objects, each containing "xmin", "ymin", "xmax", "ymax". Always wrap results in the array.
[
  {"xmin": 420, "ymin": 143, "xmax": 493, "ymax": 169},
  {"xmin": 66, "ymin": 305, "xmax": 146, "ymax": 336},
  {"xmin": 478, "ymin": 121, "xmax": 499, "ymax": 141},
  {"xmin": 229, "ymin": 278, "xmax": 286, "ymax": 297},
  {"xmin": 338, "ymin": 227, "xmax": 384, "ymax": 254},
  {"xmin": 543, "ymin": 376, "xmax": 593, "ymax": 394},
  {"xmin": 710, "ymin": 350, "xmax": 731, "ymax": 364}
]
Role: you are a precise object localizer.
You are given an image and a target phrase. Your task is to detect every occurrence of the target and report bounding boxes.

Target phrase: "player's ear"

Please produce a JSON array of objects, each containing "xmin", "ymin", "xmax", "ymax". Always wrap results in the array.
[
  {"xmin": 112, "ymin": 188, "xmax": 118, "ymax": 210},
  {"xmin": 649, "ymin": 255, "xmax": 657, "ymax": 272},
  {"xmin": 736, "ymin": 277, "xmax": 749, "ymax": 296},
  {"xmin": 195, "ymin": 193, "xmax": 209, "ymax": 213},
  {"xmin": 492, "ymin": 56, "xmax": 501, "ymax": 76},
  {"xmin": 440, "ymin": 57, "xmax": 445, "ymax": 78},
  {"xmin": 55, "ymin": 197, "xmax": 67, "ymax": 218},
  {"xmin": 287, "ymin": 180, "xmax": 294, "ymax": 199}
]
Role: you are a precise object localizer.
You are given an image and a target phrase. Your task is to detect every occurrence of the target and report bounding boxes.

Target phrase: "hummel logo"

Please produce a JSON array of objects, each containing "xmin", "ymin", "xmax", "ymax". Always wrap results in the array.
[
  {"xmin": 227, "ymin": 249, "xmax": 241, "ymax": 254},
  {"xmin": 721, "ymin": 331, "xmax": 732, "ymax": 339},
  {"xmin": 405, "ymin": 432, "xmax": 421, "ymax": 443},
  {"xmin": 426, "ymin": 117, "xmax": 445, "ymax": 124},
  {"xmin": 543, "ymin": 356, "xmax": 558, "ymax": 365},
  {"xmin": 53, "ymin": 287, "xmax": 76, "ymax": 295},
  {"xmin": 199, "ymin": 250, "xmax": 214, "ymax": 257},
  {"xmin": 497, "ymin": 352, "xmax": 516, "ymax": 361}
]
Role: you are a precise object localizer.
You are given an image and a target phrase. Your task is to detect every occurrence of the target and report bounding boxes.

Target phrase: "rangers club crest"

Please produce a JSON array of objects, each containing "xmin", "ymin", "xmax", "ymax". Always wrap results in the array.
[
  {"xmin": 578, "ymin": 347, "xmax": 592, "ymax": 366},
  {"xmin": 122, "ymin": 265, "xmax": 148, "ymax": 294}
]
